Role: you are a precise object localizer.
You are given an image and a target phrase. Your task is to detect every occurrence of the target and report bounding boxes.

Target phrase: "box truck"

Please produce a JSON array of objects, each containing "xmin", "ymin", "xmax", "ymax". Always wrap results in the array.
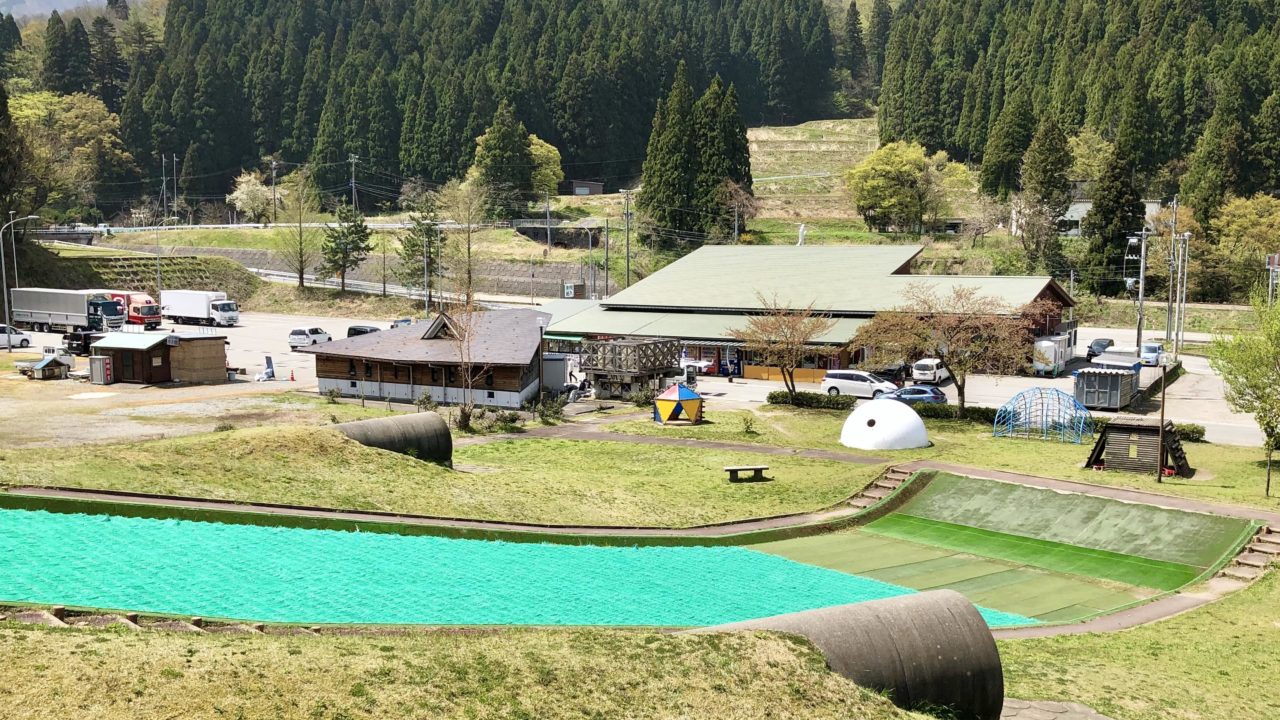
[
  {"xmin": 10, "ymin": 288, "xmax": 126, "ymax": 333},
  {"xmin": 161, "ymin": 290, "xmax": 239, "ymax": 326},
  {"xmin": 106, "ymin": 291, "xmax": 161, "ymax": 329}
]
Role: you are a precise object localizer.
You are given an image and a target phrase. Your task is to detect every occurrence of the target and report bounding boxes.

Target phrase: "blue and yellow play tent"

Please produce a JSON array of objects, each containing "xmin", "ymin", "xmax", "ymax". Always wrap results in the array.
[{"xmin": 653, "ymin": 384, "xmax": 704, "ymax": 424}]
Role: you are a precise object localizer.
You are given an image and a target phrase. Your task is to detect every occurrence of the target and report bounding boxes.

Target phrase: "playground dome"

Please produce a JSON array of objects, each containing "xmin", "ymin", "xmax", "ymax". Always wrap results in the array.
[{"xmin": 840, "ymin": 399, "xmax": 930, "ymax": 451}]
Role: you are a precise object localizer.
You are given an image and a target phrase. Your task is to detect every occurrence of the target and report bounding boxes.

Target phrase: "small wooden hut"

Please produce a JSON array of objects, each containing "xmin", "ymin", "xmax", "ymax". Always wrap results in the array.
[{"xmin": 1086, "ymin": 416, "xmax": 1192, "ymax": 477}]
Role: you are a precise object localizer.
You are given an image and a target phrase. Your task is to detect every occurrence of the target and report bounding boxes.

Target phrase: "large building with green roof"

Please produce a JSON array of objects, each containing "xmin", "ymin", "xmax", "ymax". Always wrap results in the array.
[{"xmin": 544, "ymin": 245, "xmax": 1075, "ymax": 382}]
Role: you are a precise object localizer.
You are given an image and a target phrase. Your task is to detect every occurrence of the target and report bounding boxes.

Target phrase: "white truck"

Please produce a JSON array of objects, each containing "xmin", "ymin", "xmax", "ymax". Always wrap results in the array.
[
  {"xmin": 10, "ymin": 288, "xmax": 126, "ymax": 333},
  {"xmin": 161, "ymin": 290, "xmax": 240, "ymax": 326}
]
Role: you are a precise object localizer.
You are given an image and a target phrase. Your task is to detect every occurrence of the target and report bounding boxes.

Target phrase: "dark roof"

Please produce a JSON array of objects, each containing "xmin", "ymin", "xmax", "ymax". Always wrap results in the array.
[{"xmin": 299, "ymin": 309, "xmax": 549, "ymax": 366}]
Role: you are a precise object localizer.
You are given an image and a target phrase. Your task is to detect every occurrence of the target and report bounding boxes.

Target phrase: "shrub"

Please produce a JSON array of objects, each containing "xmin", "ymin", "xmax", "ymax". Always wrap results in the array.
[
  {"xmin": 213, "ymin": 422, "xmax": 235, "ymax": 432},
  {"xmin": 627, "ymin": 388, "xmax": 658, "ymax": 407},
  {"xmin": 765, "ymin": 390, "xmax": 858, "ymax": 410},
  {"xmin": 914, "ymin": 403, "xmax": 999, "ymax": 424},
  {"xmin": 740, "ymin": 414, "xmax": 757, "ymax": 435},
  {"xmin": 323, "ymin": 388, "xmax": 341, "ymax": 404},
  {"xmin": 1174, "ymin": 423, "xmax": 1206, "ymax": 442},
  {"xmin": 415, "ymin": 393, "xmax": 438, "ymax": 412}
]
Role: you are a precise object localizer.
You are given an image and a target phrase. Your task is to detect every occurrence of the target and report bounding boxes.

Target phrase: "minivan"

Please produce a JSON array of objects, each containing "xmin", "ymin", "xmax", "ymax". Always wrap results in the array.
[
  {"xmin": 912, "ymin": 358, "xmax": 950, "ymax": 384},
  {"xmin": 820, "ymin": 370, "xmax": 897, "ymax": 398}
]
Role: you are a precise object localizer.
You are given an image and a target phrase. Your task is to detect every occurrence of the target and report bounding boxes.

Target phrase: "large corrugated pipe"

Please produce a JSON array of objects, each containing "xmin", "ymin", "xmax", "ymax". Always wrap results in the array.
[
  {"xmin": 682, "ymin": 590, "xmax": 1003, "ymax": 720},
  {"xmin": 334, "ymin": 412, "xmax": 453, "ymax": 466}
]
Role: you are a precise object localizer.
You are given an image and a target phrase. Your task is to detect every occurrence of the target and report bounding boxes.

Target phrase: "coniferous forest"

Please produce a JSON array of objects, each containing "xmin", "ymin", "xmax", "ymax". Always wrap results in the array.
[{"xmin": 96, "ymin": 0, "xmax": 834, "ymax": 203}]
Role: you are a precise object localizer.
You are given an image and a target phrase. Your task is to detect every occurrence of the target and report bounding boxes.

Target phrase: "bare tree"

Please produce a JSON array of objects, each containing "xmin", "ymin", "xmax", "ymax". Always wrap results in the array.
[
  {"xmin": 439, "ymin": 177, "xmax": 490, "ymax": 305},
  {"xmin": 716, "ymin": 179, "xmax": 759, "ymax": 243},
  {"xmin": 731, "ymin": 293, "xmax": 838, "ymax": 402},
  {"xmin": 443, "ymin": 304, "xmax": 493, "ymax": 430},
  {"xmin": 1010, "ymin": 194, "xmax": 1063, "ymax": 272},
  {"xmin": 271, "ymin": 167, "xmax": 320, "ymax": 288},
  {"xmin": 962, "ymin": 194, "xmax": 1008, "ymax": 249},
  {"xmin": 853, "ymin": 284, "xmax": 1058, "ymax": 410}
]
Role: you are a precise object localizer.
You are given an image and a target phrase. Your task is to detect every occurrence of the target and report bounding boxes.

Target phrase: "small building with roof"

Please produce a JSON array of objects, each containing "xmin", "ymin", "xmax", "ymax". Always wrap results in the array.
[
  {"xmin": 90, "ymin": 331, "xmax": 229, "ymax": 385},
  {"xmin": 299, "ymin": 309, "xmax": 550, "ymax": 408},
  {"xmin": 544, "ymin": 245, "xmax": 1076, "ymax": 382}
]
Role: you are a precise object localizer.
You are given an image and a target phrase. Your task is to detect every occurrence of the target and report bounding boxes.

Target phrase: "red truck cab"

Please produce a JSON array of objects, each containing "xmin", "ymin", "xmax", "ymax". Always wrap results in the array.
[{"xmin": 109, "ymin": 292, "xmax": 162, "ymax": 330}]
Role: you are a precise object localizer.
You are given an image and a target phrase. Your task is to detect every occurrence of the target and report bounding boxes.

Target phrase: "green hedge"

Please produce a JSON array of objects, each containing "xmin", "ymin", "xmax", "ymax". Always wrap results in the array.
[
  {"xmin": 765, "ymin": 390, "xmax": 858, "ymax": 410},
  {"xmin": 913, "ymin": 403, "xmax": 999, "ymax": 424}
]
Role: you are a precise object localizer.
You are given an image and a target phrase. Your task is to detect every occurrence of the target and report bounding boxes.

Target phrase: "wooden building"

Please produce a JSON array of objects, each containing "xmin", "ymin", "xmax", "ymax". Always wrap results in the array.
[
  {"xmin": 1086, "ymin": 416, "xmax": 1192, "ymax": 477},
  {"xmin": 300, "ymin": 309, "xmax": 549, "ymax": 408},
  {"xmin": 91, "ymin": 333, "xmax": 172, "ymax": 384},
  {"xmin": 169, "ymin": 333, "xmax": 229, "ymax": 383}
]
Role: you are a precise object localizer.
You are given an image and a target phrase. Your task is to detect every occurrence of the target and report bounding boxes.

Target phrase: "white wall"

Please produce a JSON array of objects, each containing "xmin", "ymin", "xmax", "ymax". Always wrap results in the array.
[{"xmin": 318, "ymin": 378, "xmax": 541, "ymax": 409}]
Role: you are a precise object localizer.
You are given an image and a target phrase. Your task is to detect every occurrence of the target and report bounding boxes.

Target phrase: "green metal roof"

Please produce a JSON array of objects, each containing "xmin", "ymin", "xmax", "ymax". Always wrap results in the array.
[
  {"xmin": 547, "ymin": 305, "xmax": 867, "ymax": 345},
  {"xmin": 91, "ymin": 332, "xmax": 169, "ymax": 351},
  {"xmin": 600, "ymin": 245, "xmax": 1072, "ymax": 312}
]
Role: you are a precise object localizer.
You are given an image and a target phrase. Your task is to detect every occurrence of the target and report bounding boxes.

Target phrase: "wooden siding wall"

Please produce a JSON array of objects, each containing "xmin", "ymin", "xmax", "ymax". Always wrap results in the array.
[
  {"xmin": 315, "ymin": 355, "xmax": 536, "ymax": 392},
  {"xmin": 1102, "ymin": 427, "xmax": 1163, "ymax": 474},
  {"xmin": 170, "ymin": 339, "xmax": 228, "ymax": 383}
]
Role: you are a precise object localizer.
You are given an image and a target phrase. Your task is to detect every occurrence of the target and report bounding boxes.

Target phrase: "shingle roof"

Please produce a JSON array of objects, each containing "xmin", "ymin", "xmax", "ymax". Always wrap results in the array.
[
  {"xmin": 599, "ymin": 245, "xmax": 1072, "ymax": 312},
  {"xmin": 299, "ymin": 309, "xmax": 549, "ymax": 366}
]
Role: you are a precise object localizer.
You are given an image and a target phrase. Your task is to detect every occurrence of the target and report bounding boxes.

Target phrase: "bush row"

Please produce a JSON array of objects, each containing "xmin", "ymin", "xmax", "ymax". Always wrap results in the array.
[{"xmin": 765, "ymin": 390, "xmax": 859, "ymax": 410}]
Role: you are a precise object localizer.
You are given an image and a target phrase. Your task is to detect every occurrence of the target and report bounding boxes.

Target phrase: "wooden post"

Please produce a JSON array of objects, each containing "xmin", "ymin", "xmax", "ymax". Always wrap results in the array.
[{"xmin": 1156, "ymin": 364, "xmax": 1167, "ymax": 483}]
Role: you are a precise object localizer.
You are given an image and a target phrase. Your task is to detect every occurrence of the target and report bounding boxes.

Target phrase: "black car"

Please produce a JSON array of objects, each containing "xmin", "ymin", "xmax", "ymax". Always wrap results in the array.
[
  {"xmin": 346, "ymin": 325, "xmax": 381, "ymax": 338},
  {"xmin": 62, "ymin": 331, "xmax": 105, "ymax": 356},
  {"xmin": 1086, "ymin": 338, "xmax": 1114, "ymax": 359}
]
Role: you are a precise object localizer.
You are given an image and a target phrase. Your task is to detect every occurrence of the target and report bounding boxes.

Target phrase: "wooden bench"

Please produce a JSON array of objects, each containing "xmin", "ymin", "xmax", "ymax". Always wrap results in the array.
[{"xmin": 725, "ymin": 465, "xmax": 769, "ymax": 483}]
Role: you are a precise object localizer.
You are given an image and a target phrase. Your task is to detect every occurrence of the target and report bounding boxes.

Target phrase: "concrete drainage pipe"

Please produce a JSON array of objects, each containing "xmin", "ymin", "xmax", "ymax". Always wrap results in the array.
[{"xmin": 334, "ymin": 412, "xmax": 453, "ymax": 466}]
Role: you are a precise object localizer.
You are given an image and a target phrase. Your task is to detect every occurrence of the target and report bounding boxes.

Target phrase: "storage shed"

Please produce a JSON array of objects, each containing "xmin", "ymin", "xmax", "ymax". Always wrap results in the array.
[
  {"xmin": 1074, "ymin": 368, "xmax": 1139, "ymax": 410},
  {"xmin": 1086, "ymin": 416, "xmax": 1192, "ymax": 477},
  {"xmin": 168, "ymin": 333, "xmax": 228, "ymax": 383},
  {"xmin": 30, "ymin": 355, "xmax": 71, "ymax": 380},
  {"xmin": 90, "ymin": 333, "xmax": 172, "ymax": 384}
]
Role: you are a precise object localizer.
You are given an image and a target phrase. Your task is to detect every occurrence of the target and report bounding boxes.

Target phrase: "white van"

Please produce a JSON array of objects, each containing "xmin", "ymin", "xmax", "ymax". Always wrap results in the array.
[
  {"xmin": 820, "ymin": 370, "xmax": 897, "ymax": 398},
  {"xmin": 912, "ymin": 358, "xmax": 950, "ymax": 384}
]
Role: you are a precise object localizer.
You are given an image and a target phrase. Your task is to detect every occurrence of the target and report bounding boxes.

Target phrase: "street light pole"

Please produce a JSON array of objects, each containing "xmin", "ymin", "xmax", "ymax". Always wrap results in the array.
[
  {"xmin": 0, "ymin": 215, "xmax": 40, "ymax": 353},
  {"xmin": 537, "ymin": 318, "xmax": 546, "ymax": 402}
]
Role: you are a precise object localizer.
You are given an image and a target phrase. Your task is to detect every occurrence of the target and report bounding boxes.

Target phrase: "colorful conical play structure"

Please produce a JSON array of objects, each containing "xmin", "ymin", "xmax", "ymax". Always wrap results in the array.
[{"xmin": 653, "ymin": 383, "xmax": 704, "ymax": 424}]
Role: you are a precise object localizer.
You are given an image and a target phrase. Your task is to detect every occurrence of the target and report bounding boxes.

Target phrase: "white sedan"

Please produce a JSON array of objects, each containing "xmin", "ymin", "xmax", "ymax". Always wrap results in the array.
[
  {"xmin": 288, "ymin": 327, "xmax": 331, "ymax": 348},
  {"xmin": 0, "ymin": 325, "xmax": 32, "ymax": 348}
]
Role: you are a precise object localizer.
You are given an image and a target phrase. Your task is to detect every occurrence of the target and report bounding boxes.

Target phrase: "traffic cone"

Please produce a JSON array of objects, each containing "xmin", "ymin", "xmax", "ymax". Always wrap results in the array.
[{"xmin": 289, "ymin": 370, "xmax": 295, "ymax": 382}]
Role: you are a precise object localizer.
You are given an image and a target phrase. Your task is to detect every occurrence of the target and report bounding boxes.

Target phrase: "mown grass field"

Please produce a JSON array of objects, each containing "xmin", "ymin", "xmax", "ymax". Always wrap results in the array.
[
  {"xmin": 239, "ymin": 283, "xmax": 425, "ymax": 318},
  {"xmin": 0, "ymin": 624, "xmax": 924, "ymax": 720},
  {"xmin": 0, "ymin": 428, "xmax": 878, "ymax": 527},
  {"xmin": 1001, "ymin": 571, "xmax": 1280, "ymax": 720},
  {"xmin": 610, "ymin": 408, "xmax": 1280, "ymax": 511}
]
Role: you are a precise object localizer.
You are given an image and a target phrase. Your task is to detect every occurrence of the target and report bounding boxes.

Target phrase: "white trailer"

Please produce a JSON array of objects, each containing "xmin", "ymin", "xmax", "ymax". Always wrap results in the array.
[
  {"xmin": 10, "ymin": 288, "xmax": 126, "ymax": 333},
  {"xmin": 161, "ymin": 290, "xmax": 240, "ymax": 326},
  {"xmin": 1032, "ymin": 334, "xmax": 1071, "ymax": 377}
]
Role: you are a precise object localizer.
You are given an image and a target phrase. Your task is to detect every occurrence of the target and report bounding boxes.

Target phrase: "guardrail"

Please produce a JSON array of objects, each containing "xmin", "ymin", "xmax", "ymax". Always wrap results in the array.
[{"xmin": 34, "ymin": 221, "xmax": 487, "ymax": 234}]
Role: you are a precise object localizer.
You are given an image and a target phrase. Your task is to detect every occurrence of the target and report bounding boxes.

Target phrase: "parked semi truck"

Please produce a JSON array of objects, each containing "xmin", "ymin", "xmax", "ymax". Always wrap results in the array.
[
  {"xmin": 161, "ymin": 290, "xmax": 239, "ymax": 326},
  {"xmin": 10, "ymin": 288, "xmax": 126, "ymax": 333},
  {"xmin": 107, "ymin": 291, "xmax": 161, "ymax": 330}
]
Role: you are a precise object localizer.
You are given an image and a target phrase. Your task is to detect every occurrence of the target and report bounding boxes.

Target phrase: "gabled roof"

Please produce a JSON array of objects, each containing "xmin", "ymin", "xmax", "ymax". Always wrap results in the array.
[
  {"xmin": 599, "ymin": 245, "xmax": 1073, "ymax": 312},
  {"xmin": 299, "ymin": 309, "xmax": 549, "ymax": 366}
]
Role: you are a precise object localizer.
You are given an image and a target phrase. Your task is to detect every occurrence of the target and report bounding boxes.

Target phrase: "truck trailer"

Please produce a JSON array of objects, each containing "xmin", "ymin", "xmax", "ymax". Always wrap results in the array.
[
  {"xmin": 161, "ymin": 290, "xmax": 239, "ymax": 326},
  {"xmin": 10, "ymin": 288, "xmax": 126, "ymax": 333},
  {"xmin": 106, "ymin": 291, "xmax": 161, "ymax": 329}
]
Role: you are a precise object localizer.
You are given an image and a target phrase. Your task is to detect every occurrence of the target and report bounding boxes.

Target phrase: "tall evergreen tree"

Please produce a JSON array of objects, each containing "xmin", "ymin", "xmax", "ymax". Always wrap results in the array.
[
  {"xmin": 0, "ymin": 15, "xmax": 21, "ymax": 60},
  {"xmin": 842, "ymin": 2, "xmax": 869, "ymax": 91},
  {"xmin": 40, "ymin": 12, "xmax": 70, "ymax": 93},
  {"xmin": 472, "ymin": 99, "xmax": 534, "ymax": 219},
  {"xmin": 692, "ymin": 76, "xmax": 727, "ymax": 233},
  {"xmin": 867, "ymin": 0, "xmax": 893, "ymax": 83},
  {"xmin": 0, "ymin": 82, "xmax": 22, "ymax": 211},
  {"xmin": 638, "ymin": 62, "xmax": 698, "ymax": 241},
  {"xmin": 1253, "ymin": 92, "xmax": 1280, "ymax": 192},
  {"xmin": 320, "ymin": 202, "xmax": 373, "ymax": 291},
  {"xmin": 720, "ymin": 83, "xmax": 752, "ymax": 193},
  {"xmin": 1182, "ymin": 66, "xmax": 1252, "ymax": 224},
  {"xmin": 979, "ymin": 90, "xmax": 1035, "ymax": 199},
  {"xmin": 1081, "ymin": 148, "xmax": 1145, "ymax": 294},
  {"xmin": 89, "ymin": 16, "xmax": 126, "ymax": 113},
  {"xmin": 761, "ymin": 15, "xmax": 800, "ymax": 123},
  {"xmin": 63, "ymin": 18, "xmax": 94, "ymax": 94},
  {"xmin": 1021, "ymin": 116, "xmax": 1073, "ymax": 217},
  {"xmin": 106, "ymin": 0, "xmax": 130, "ymax": 20}
]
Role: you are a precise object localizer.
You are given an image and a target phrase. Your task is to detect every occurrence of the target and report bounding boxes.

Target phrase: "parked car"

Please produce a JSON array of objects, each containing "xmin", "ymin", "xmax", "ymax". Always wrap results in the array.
[
  {"xmin": 911, "ymin": 358, "xmax": 951, "ymax": 384},
  {"xmin": 865, "ymin": 361, "xmax": 909, "ymax": 386},
  {"xmin": 680, "ymin": 358, "xmax": 713, "ymax": 373},
  {"xmin": 390, "ymin": 318, "xmax": 414, "ymax": 328},
  {"xmin": 821, "ymin": 370, "xmax": 897, "ymax": 398},
  {"xmin": 1086, "ymin": 338, "xmax": 1114, "ymax": 359},
  {"xmin": 346, "ymin": 325, "xmax": 380, "ymax": 338},
  {"xmin": 1140, "ymin": 342, "xmax": 1165, "ymax": 366},
  {"xmin": 288, "ymin": 327, "xmax": 331, "ymax": 348},
  {"xmin": 0, "ymin": 325, "xmax": 32, "ymax": 348},
  {"xmin": 883, "ymin": 385, "xmax": 948, "ymax": 405}
]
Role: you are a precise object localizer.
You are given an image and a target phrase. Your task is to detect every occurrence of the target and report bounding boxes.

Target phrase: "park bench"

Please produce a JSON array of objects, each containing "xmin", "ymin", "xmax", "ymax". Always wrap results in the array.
[{"xmin": 725, "ymin": 465, "xmax": 769, "ymax": 483}]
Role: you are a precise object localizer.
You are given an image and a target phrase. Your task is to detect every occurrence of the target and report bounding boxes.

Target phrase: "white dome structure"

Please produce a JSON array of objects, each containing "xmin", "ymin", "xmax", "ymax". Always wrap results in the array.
[{"xmin": 840, "ymin": 399, "xmax": 930, "ymax": 451}]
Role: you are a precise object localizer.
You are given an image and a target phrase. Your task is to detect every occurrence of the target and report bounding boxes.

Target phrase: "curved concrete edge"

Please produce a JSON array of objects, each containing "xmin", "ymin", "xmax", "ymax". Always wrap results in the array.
[{"xmin": 683, "ymin": 590, "xmax": 1004, "ymax": 720}]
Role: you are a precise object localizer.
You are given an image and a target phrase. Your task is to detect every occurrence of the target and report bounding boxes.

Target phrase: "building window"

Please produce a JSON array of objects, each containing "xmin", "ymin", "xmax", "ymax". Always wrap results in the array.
[
  {"xmin": 349, "ymin": 381, "xmax": 357, "ymax": 389},
  {"xmin": 347, "ymin": 360, "xmax": 356, "ymax": 377},
  {"xmin": 364, "ymin": 362, "xmax": 373, "ymax": 379},
  {"xmin": 485, "ymin": 371, "xmax": 494, "ymax": 387},
  {"xmin": 430, "ymin": 366, "xmax": 440, "ymax": 383},
  {"xmin": 392, "ymin": 365, "xmax": 400, "ymax": 380},
  {"xmin": 446, "ymin": 367, "xmax": 455, "ymax": 383},
  {"xmin": 487, "ymin": 391, "xmax": 495, "ymax": 399}
]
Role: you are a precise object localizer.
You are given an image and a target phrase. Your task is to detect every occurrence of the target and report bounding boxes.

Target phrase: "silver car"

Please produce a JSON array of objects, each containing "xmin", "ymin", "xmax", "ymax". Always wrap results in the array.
[
  {"xmin": 288, "ymin": 327, "xmax": 331, "ymax": 348},
  {"xmin": 820, "ymin": 370, "xmax": 897, "ymax": 398}
]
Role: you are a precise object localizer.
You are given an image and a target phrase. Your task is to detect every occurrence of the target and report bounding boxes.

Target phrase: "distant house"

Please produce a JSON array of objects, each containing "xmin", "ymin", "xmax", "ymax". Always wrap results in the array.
[
  {"xmin": 299, "ymin": 309, "xmax": 550, "ymax": 408},
  {"xmin": 90, "ymin": 332, "xmax": 228, "ymax": 384},
  {"xmin": 570, "ymin": 180, "xmax": 604, "ymax": 196}
]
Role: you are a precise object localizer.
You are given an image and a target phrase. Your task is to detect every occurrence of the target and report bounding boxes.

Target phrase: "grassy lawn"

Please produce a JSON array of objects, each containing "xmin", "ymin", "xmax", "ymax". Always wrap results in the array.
[
  {"xmin": 0, "ymin": 625, "xmax": 921, "ymax": 720},
  {"xmin": 1001, "ymin": 570, "xmax": 1280, "ymax": 720},
  {"xmin": 1074, "ymin": 297, "xmax": 1255, "ymax": 334},
  {"xmin": 610, "ymin": 408, "xmax": 1280, "ymax": 511},
  {"xmin": 0, "ymin": 428, "xmax": 876, "ymax": 527}
]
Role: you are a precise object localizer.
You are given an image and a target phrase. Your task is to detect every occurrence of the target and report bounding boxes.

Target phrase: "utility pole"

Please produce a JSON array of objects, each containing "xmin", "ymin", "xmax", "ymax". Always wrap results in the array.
[
  {"xmin": 423, "ymin": 224, "xmax": 431, "ymax": 313},
  {"xmin": 545, "ymin": 191, "xmax": 552, "ymax": 255},
  {"xmin": 623, "ymin": 190, "xmax": 632, "ymax": 288},
  {"xmin": 1127, "ymin": 229, "xmax": 1150, "ymax": 349},
  {"xmin": 603, "ymin": 218, "xmax": 611, "ymax": 298},
  {"xmin": 349, "ymin": 154, "xmax": 358, "ymax": 207},
  {"xmin": 8, "ymin": 210, "xmax": 17, "ymax": 289},
  {"xmin": 1166, "ymin": 197, "xmax": 1178, "ymax": 344},
  {"xmin": 1267, "ymin": 254, "xmax": 1280, "ymax": 305},
  {"xmin": 172, "ymin": 153, "xmax": 180, "ymax": 223},
  {"xmin": 1176, "ymin": 231, "xmax": 1190, "ymax": 353},
  {"xmin": 1068, "ymin": 269, "xmax": 1075, "ymax": 322},
  {"xmin": 733, "ymin": 205, "xmax": 739, "ymax": 245},
  {"xmin": 160, "ymin": 155, "xmax": 167, "ymax": 226},
  {"xmin": 271, "ymin": 159, "xmax": 278, "ymax": 225}
]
